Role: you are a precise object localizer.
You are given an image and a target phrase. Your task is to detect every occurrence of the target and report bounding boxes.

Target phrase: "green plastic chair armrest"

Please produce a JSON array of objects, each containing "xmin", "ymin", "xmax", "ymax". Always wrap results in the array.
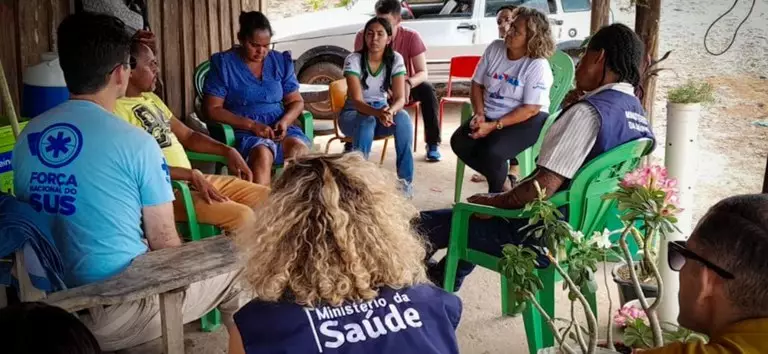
[
  {"xmin": 220, "ymin": 123, "xmax": 235, "ymax": 147},
  {"xmin": 171, "ymin": 180, "xmax": 200, "ymax": 241},
  {"xmin": 185, "ymin": 151, "xmax": 228, "ymax": 164},
  {"xmin": 299, "ymin": 110, "xmax": 314, "ymax": 143}
]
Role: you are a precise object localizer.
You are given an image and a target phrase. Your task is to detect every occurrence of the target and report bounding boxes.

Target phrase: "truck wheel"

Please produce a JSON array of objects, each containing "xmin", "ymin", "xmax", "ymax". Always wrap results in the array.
[{"xmin": 299, "ymin": 61, "xmax": 344, "ymax": 119}]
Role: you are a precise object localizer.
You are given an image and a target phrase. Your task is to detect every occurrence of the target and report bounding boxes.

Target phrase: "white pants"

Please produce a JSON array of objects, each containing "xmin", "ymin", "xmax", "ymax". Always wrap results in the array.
[{"xmin": 79, "ymin": 270, "xmax": 245, "ymax": 351}]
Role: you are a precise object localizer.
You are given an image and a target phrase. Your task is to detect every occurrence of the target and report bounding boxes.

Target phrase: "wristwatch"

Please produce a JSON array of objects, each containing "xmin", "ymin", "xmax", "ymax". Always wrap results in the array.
[{"xmin": 496, "ymin": 121, "xmax": 504, "ymax": 130}]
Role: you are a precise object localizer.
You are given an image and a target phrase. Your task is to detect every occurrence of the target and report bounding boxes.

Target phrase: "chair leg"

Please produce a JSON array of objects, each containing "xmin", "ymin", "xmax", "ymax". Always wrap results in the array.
[
  {"xmin": 538, "ymin": 267, "xmax": 557, "ymax": 348},
  {"xmin": 325, "ymin": 137, "xmax": 341, "ymax": 154},
  {"xmin": 413, "ymin": 107, "xmax": 419, "ymax": 153},
  {"xmin": 380, "ymin": 138, "xmax": 390, "ymax": 166},
  {"xmin": 522, "ymin": 287, "xmax": 545, "ymax": 354},
  {"xmin": 454, "ymin": 160, "xmax": 466, "ymax": 203}
]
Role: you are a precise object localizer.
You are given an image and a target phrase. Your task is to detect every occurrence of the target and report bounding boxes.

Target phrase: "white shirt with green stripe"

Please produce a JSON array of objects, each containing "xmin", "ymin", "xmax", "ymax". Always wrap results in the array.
[{"xmin": 343, "ymin": 52, "xmax": 407, "ymax": 103}]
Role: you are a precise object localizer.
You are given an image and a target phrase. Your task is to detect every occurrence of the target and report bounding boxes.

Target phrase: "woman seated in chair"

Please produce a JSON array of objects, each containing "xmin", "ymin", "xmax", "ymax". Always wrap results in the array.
[
  {"xmin": 229, "ymin": 153, "xmax": 462, "ymax": 354},
  {"xmin": 452, "ymin": 6, "xmax": 554, "ymax": 193},
  {"xmin": 340, "ymin": 17, "xmax": 415, "ymax": 198},
  {"xmin": 203, "ymin": 11, "xmax": 310, "ymax": 185}
]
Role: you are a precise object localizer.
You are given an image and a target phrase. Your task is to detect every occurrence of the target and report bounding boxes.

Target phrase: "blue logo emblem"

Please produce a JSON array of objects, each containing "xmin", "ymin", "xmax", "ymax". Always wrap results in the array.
[{"xmin": 30, "ymin": 123, "xmax": 83, "ymax": 168}]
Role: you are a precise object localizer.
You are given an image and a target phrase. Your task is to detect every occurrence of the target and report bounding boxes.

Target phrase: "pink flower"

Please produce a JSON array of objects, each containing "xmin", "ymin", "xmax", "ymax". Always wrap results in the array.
[{"xmin": 613, "ymin": 304, "xmax": 649, "ymax": 328}]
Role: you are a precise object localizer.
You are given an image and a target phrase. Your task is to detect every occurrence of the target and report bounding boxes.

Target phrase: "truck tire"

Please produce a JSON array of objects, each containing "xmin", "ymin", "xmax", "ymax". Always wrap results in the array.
[{"xmin": 299, "ymin": 61, "xmax": 344, "ymax": 119}]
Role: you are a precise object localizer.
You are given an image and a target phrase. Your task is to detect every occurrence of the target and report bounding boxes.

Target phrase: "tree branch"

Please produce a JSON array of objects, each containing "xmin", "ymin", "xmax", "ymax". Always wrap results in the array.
[
  {"xmin": 552, "ymin": 260, "xmax": 598, "ymax": 353},
  {"xmin": 525, "ymin": 290, "xmax": 578, "ymax": 354},
  {"xmin": 572, "ymin": 301, "xmax": 588, "ymax": 352},
  {"xmin": 603, "ymin": 254, "xmax": 615, "ymax": 350},
  {"xmin": 620, "ymin": 226, "xmax": 664, "ymax": 347}
]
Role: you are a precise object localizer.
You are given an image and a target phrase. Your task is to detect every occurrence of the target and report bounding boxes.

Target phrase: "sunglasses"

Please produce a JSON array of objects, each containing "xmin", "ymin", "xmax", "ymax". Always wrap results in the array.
[{"xmin": 668, "ymin": 241, "xmax": 735, "ymax": 279}]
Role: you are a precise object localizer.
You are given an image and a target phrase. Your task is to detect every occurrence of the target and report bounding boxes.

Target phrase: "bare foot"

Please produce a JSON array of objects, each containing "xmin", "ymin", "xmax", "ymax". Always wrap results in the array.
[{"xmin": 470, "ymin": 173, "xmax": 486, "ymax": 182}]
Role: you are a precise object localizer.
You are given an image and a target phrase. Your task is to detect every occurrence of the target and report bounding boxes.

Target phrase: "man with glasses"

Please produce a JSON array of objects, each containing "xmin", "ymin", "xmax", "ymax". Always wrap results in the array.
[
  {"xmin": 645, "ymin": 194, "xmax": 768, "ymax": 353},
  {"xmin": 12, "ymin": 13, "xmax": 245, "ymax": 351}
]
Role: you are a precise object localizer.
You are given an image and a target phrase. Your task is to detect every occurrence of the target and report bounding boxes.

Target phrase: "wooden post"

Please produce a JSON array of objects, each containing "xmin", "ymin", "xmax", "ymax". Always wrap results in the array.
[
  {"xmin": 160, "ymin": 288, "xmax": 186, "ymax": 354},
  {"xmin": 635, "ymin": 0, "xmax": 662, "ymax": 121},
  {"xmin": 590, "ymin": 0, "xmax": 610, "ymax": 34},
  {"xmin": 763, "ymin": 155, "xmax": 768, "ymax": 193}
]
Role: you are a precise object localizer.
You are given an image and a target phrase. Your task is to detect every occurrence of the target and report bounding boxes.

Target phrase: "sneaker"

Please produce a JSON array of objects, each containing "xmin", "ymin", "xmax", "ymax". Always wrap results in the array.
[
  {"xmin": 343, "ymin": 142, "xmax": 353, "ymax": 153},
  {"xmin": 398, "ymin": 180, "xmax": 414, "ymax": 200},
  {"xmin": 426, "ymin": 144, "xmax": 442, "ymax": 162}
]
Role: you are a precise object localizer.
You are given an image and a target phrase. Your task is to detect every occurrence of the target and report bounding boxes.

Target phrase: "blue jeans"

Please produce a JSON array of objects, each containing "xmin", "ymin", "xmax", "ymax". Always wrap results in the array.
[
  {"xmin": 339, "ymin": 101, "xmax": 414, "ymax": 183},
  {"xmin": 417, "ymin": 209, "xmax": 551, "ymax": 291}
]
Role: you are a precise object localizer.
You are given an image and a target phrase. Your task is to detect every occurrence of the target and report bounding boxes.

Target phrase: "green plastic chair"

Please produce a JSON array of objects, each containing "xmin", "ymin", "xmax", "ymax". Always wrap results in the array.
[
  {"xmin": 170, "ymin": 151, "xmax": 231, "ymax": 332},
  {"xmin": 453, "ymin": 50, "xmax": 575, "ymax": 203},
  {"xmin": 193, "ymin": 60, "xmax": 314, "ymax": 177},
  {"xmin": 443, "ymin": 138, "xmax": 655, "ymax": 354}
]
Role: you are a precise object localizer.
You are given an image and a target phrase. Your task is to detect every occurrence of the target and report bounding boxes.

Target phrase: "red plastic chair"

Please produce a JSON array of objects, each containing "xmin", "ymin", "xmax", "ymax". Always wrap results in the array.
[{"xmin": 438, "ymin": 55, "xmax": 481, "ymax": 128}]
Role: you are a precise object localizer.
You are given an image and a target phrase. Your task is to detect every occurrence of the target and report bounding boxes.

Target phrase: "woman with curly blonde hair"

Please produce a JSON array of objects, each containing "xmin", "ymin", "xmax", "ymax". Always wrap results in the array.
[
  {"xmin": 229, "ymin": 153, "xmax": 462, "ymax": 354},
  {"xmin": 452, "ymin": 6, "xmax": 555, "ymax": 193}
]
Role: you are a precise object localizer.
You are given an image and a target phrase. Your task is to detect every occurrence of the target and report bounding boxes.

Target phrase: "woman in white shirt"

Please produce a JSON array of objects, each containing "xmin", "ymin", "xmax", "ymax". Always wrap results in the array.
[
  {"xmin": 452, "ymin": 7, "xmax": 555, "ymax": 193},
  {"xmin": 339, "ymin": 17, "xmax": 414, "ymax": 198}
]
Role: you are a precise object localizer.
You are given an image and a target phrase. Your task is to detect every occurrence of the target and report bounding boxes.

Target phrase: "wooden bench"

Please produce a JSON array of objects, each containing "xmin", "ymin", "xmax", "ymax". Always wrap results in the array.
[{"xmin": 7, "ymin": 235, "xmax": 241, "ymax": 354}]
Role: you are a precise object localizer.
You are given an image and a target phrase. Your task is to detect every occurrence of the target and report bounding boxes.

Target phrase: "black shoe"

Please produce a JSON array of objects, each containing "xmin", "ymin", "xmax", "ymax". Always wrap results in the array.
[{"xmin": 343, "ymin": 142, "xmax": 353, "ymax": 153}]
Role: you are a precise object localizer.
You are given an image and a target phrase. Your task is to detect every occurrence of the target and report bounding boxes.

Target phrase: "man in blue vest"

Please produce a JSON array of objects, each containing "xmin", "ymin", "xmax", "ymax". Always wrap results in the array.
[{"xmin": 420, "ymin": 23, "xmax": 656, "ymax": 290}]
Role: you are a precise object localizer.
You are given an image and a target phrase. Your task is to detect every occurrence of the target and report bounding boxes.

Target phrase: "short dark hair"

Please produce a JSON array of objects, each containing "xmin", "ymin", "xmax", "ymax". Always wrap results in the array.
[
  {"xmin": 695, "ymin": 194, "xmax": 768, "ymax": 314},
  {"xmin": 57, "ymin": 12, "xmax": 132, "ymax": 95},
  {"xmin": 587, "ymin": 23, "xmax": 644, "ymax": 98},
  {"xmin": 496, "ymin": 5, "xmax": 517, "ymax": 15},
  {"xmin": 0, "ymin": 302, "xmax": 101, "ymax": 354},
  {"xmin": 375, "ymin": 0, "xmax": 402, "ymax": 16},
  {"xmin": 238, "ymin": 11, "xmax": 272, "ymax": 39}
]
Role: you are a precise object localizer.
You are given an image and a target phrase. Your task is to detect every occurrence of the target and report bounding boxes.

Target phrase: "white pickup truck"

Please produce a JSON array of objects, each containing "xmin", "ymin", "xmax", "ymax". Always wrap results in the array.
[{"xmin": 271, "ymin": 0, "xmax": 592, "ymax": 118}]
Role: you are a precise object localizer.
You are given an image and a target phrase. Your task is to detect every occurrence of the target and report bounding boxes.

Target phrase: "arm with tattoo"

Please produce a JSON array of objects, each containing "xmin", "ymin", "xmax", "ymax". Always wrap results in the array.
[{"xmin": 468, "ymin": 167, "xmax": 567, "ymax": 209}]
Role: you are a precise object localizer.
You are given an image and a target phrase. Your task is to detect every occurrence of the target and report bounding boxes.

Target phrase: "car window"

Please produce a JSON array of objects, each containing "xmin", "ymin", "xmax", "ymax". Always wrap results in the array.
[
  {"xmin": 561, "ymin": 0, "xmax": 590, "ymax": 12},
  {"xmin": 484, "ymin": 0, "xmax": 550, "ymax": 17}
]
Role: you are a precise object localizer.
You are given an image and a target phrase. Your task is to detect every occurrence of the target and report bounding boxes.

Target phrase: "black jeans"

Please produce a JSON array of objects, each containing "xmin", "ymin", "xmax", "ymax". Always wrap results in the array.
[
  {"xmin": 417, "ymin": 209, "xmax": 551, "ymax": 291},
  {"xmin": 450, "ymin": 112, "xmax": 549, "ymax": 193},
  {"xmin": 410, "ymin": 82, "xmax": 441, "ymax": 145}
]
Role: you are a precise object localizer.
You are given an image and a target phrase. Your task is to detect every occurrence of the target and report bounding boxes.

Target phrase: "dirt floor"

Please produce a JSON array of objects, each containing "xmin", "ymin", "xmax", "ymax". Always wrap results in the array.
[{"xmin": 121, "ymin": 0, "xmax": 768, "ymax": 352}]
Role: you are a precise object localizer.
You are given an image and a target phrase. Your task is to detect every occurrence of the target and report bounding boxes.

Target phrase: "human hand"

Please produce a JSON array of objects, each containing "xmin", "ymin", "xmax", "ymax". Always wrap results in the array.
[
  {"xmin": 469, "ymin": 113, "xmax": 485, "ymax": 130},
  {"xmin": 250, "ymin": 122, "xmax": 275, "ymax": 139},
  {"xmin": 190, "ymin": 169, "xmax": 228, "ymax": 204},
  {"xmin": 377, "ymin": 108, "xmax": 394, "ymax": 127},
  {"xmin": 273, "ymin": 120, "xmax": 289, "ymax": 141},
  {"xmin": 225, "ymin": 148, "xmax": 253, "ymax": 182},
  {"xmin": 469, "ymin": 121, "xmax": 495, "ymax": 139}
]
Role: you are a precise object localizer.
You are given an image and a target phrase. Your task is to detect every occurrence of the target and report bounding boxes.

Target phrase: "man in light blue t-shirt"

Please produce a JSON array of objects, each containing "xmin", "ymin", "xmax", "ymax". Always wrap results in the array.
[{"xmin": 12, "ymin": 13, "xmax": 245, "ymax": 351}]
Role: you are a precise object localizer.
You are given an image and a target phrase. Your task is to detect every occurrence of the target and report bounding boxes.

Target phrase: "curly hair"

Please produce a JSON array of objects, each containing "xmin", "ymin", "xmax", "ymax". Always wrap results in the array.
[
  {"xmin": 236, "ymin": 153, "xmax": 428, "ymax": 307},
  {"xmin": 515, "ymin": 7, "xmax": 555, "ymax": 59}
]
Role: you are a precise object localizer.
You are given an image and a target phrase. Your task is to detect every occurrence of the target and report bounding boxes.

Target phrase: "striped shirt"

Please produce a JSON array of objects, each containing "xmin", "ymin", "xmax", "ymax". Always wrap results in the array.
[{"xmin": 537, "ymin": 83, "xmax": 636, "ymax": 179}]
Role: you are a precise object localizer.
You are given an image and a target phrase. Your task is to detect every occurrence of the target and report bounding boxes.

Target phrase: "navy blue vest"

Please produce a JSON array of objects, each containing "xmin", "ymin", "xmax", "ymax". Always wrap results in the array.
[
  {"xmin": 234, "ymin": 285, "xmax": 462, "ymax": 354},
  {"xmin": 581, "ymin": 88, "xmax": 655, "ymax": 163}
]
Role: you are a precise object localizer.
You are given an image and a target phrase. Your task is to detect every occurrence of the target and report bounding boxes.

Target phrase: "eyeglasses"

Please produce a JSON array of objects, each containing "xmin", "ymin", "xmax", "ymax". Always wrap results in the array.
[{"xmin": 667, "ymin": 241, "xmax": 735, "ymax": 279}]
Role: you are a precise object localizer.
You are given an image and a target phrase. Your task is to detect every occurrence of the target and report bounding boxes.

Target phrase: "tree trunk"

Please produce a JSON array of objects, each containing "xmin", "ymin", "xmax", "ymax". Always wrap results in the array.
[
  {"xmin": 590, "ymin": 0, "xmax": 610, "ymax": 34},
  {"xmin": 635, "ymin": 0, "xmax": 662, "ymax": 120}
]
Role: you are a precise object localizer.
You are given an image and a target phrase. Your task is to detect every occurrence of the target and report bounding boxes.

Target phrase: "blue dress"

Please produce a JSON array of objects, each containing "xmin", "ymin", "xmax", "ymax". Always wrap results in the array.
[{"xmin": 203, "ymin": 48, "xmax": 310, "ymax": 164}]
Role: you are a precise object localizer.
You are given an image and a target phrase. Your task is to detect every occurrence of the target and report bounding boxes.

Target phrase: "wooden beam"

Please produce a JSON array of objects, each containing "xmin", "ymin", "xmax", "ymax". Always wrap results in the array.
[
  {"xmin": 590, "ymin": 0, "xmax": 610, "ymax": 34},
  {"xmin": 763, "ymin": 155, "xmax": 768, "ymax": 193},
  {"xmin": 635, "ymin": 0, "xmax": 661, "ymax": 119},
  {"xmin": 160, "ymin": 288, "xmax": 186, "ymax": 354}
]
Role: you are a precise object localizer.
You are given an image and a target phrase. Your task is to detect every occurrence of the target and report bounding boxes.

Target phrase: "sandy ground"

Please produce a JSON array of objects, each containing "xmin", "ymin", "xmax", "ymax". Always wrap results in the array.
[{"xmin": 121, "ymin": 0, "xmax": 768, "ymax": 352}]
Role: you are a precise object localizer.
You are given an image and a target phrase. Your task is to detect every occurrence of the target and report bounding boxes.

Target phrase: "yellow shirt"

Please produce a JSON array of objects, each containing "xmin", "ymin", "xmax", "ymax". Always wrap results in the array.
[
  {"xmin": 643, "ymin": 318, "xmax": 768, "ymax": 354},
  {"xmin": 114, "ymin": 92, "xmax": 192, "ymax": 169}
]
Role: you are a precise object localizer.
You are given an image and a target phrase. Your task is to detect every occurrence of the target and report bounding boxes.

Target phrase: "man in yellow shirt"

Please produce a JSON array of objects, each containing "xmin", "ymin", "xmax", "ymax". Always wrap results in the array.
[
  {"xmin": 114, "ymin": 41, "xmax": 268, "ymax": 231},
  {"xmin": 644, "ymin": 194, "xmax": 768, "ymax": 354}
]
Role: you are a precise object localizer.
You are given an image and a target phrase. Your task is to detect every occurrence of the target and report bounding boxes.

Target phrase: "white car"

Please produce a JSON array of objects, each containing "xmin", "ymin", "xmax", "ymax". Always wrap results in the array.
[{"xmin": 272, "ymin": 0, "xmax": 592, "ymax": 118}]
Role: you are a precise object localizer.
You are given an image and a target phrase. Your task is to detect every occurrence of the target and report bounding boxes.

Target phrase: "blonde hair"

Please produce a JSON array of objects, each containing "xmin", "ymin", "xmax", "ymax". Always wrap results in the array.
[
  {"xmin": 236, "ymin": 153, "xmax": 428, "ymax": 307},
  {"xmin": 516, "ymin": 7, "xmax": 555, "ymax": 59}
]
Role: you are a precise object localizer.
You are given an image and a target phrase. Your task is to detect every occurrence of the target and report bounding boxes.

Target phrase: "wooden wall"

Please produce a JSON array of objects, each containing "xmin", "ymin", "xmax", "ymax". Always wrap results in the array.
[
  {"xmin": 0, "ymin": 0, "xmax": 71, "ymax": 124},
  {"xmin": 0, "ymin": 0, "xmax": 262, "ymax": 125},
  {"xmin": 150, "ymin": 0, "xmax": 262, "ymax": 120}
]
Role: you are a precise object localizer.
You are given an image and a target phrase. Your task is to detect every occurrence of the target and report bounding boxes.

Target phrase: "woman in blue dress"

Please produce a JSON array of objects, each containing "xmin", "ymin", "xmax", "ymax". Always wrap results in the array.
[{"xmin": 203, "ymin": 11, "xmax": 310, "ymax": 185}]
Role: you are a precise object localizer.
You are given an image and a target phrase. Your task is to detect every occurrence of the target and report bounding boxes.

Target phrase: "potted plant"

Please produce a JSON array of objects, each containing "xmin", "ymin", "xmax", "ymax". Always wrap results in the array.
[{"xmin": 501, "ymin": 165, "xmax": 683, "ymax": 353}]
